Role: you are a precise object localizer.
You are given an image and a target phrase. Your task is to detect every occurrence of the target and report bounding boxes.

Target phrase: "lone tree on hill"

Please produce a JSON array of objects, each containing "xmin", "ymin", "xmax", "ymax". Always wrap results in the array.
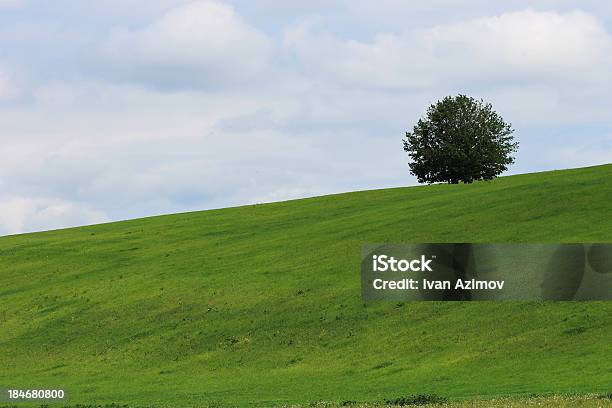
[{"xmin": 403, "ymin": 95, "xmax": 518, "ymax": 184}]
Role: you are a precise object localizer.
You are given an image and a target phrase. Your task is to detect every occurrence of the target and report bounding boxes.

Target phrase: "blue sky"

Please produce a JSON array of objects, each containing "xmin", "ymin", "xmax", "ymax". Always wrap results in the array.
[{"xmin": 1, "ymin": 0, "xmax": 612, "ymax": 235}]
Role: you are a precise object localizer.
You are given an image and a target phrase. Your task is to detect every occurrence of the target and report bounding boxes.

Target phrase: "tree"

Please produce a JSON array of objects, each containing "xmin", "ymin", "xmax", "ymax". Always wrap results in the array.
[{"xmin": 403, "ymin": 95, "xmax": 518, "ymax": 184}]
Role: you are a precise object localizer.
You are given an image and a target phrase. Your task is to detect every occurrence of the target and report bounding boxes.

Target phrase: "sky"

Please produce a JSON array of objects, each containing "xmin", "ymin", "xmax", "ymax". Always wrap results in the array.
[{"xmin": 1, "ymin": 1, "xmax": 612, "ymax": 235}]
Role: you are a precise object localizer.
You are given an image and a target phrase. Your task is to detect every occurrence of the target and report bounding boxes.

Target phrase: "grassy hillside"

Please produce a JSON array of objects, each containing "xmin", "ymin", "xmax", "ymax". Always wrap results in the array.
[{"xmin": 1, "ymin": 164, "xmax": 611, "ymax": 407}]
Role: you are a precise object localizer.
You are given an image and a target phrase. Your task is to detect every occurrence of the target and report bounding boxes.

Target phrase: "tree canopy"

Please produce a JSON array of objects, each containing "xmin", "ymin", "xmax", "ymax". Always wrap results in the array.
[{"xmin": 403, "ymin": 95, "xmax": 518, "ymax": 184}]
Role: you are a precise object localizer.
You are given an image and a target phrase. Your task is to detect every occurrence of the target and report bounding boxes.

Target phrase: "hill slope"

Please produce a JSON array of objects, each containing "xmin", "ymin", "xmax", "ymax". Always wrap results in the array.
[{"xmin": 1, "ymin": 164, "xmax": 612, "ymax": 407}]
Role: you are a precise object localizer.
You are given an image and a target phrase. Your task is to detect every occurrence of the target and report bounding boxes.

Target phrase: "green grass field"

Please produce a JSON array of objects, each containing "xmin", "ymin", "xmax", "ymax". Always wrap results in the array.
[{"xmin": 1, "ymin": 164, "xmax": 611, "ymax": 407}]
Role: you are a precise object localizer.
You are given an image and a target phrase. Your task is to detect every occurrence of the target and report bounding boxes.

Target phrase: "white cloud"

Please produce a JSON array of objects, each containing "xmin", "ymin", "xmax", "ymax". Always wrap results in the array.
[
  {"xmin": 429, "ymin": 10, "xmax": 611, "ymax": 76},
  {"xmin": 0, "ymin": 196, "xmax": 108, "ymax": 236},
  {"xmin": 0, "ymin": 79, "xmax": 412, "ymax": 233},
  {"xmin": 101, "ymin": 0, "xmax": 272, "ymax": 87},
  {"xmin": 284, "ymin": 9, "xmax": 612, "ymax": 89}
]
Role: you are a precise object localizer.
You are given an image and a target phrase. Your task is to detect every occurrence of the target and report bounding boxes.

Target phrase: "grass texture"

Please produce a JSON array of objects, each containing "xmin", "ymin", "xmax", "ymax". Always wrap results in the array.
[{"xmin": 1, "ymin": 164, "xmax": 611, "ymax": 407}]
